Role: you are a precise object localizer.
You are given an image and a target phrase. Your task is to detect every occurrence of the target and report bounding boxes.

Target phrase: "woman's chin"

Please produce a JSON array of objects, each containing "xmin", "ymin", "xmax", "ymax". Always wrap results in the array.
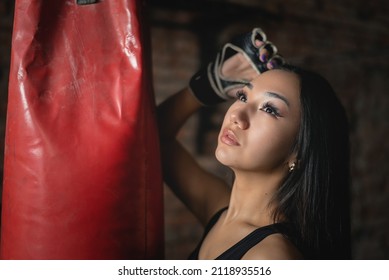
[{"xmin": 215, "ymin": 146, "xmax": 233, "ymax": 167}]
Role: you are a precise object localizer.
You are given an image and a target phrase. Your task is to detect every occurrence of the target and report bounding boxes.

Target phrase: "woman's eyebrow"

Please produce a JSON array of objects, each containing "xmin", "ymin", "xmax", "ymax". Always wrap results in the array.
[
  {"xmin": 246, "ymin": 82, "xmax": 253, "ymax": 89},
  {"xmin": 265, "ymin": 91, "xmax": 290, "ymax": 107}
]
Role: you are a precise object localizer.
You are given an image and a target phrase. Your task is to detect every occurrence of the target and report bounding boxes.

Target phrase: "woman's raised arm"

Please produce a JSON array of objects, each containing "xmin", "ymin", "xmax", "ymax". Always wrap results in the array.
[{"xmin": 157, "ymin": 87, "xmax": 230, "ymax": 225}]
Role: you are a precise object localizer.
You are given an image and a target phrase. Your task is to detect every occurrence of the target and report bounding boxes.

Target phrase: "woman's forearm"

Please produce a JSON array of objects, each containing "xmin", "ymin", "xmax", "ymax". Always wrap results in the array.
[{"xmin": 157, "ymin": 87, "xmax": 203, "ymax": 141}]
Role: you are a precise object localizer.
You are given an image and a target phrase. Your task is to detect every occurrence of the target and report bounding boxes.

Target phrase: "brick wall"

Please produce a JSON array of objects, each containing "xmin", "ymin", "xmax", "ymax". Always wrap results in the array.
[{"xmin": 0, "ymin": 0, "xmax": 388, "ymax": 259}]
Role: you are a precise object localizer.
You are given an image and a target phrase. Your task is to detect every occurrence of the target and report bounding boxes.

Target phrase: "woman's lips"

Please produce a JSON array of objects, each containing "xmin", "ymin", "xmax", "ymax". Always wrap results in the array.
[{"xmin": 220, "ymin": 128, "xmax": 240, "ymax": 146}]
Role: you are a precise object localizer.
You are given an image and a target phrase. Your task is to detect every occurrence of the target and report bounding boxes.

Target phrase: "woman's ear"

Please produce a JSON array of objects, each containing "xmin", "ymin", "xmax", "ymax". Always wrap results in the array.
[{"xmin": 287, "ymin": 152, "xmax": 299, "ymax": 173}]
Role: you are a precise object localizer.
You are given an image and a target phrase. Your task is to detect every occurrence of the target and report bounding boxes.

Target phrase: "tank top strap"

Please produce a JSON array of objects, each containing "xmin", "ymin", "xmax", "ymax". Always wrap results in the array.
[
  {"xmin": 216, "ymin": 223, "xmax": 289, "ymax": 260},
  {"xmin": 187, "ymin": 207, "xmax": 228, "ymax": 260}
]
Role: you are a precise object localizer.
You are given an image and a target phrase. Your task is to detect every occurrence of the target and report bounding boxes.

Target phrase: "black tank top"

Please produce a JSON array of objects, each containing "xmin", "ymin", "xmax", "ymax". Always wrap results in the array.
[{"xmin": 188, "ymin": 208, "xmax": 300, "ymax": 260}]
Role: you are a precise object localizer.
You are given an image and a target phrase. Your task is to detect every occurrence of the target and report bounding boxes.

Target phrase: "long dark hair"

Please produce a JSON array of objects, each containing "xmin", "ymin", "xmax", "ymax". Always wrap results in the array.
[{"xmin": 273, "ymin": 65, "xmax": 351, "ymax": 259}]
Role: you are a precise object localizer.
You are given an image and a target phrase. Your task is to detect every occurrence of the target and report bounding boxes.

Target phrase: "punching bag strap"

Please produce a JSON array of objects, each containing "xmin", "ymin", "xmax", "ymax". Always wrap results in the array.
[{"xmin": 77, "ymin": 0, "xmax": 99, "ymax": 5}]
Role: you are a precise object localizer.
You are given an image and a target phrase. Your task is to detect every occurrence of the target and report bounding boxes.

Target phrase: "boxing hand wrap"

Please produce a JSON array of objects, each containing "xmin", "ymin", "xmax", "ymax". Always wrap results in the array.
[{"xmin": 189, "ymin": 27, "xmax": 284, "ymax": 106}]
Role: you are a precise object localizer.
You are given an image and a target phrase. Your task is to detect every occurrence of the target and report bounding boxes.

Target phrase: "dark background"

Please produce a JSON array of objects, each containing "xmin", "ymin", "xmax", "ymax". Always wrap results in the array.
[{"xmin": 1, "ymin": 0, "xmax": 388, "ymax": 259}]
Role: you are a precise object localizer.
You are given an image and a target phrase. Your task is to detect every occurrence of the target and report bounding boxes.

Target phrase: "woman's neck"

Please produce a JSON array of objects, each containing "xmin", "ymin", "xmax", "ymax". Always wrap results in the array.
[{"xmin": 224, "ymin": 170, "xmax": 285, "ymax": 227}]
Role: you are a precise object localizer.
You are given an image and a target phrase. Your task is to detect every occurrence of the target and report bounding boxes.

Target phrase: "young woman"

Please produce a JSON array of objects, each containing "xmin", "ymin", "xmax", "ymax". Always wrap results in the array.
[{"xmin": 157, "ymin": 28, "xmax": 350, "ymax": 259}]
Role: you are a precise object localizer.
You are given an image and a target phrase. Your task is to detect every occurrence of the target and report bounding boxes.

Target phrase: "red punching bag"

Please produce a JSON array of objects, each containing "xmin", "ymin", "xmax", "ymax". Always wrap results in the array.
[{"xmin": 1, "ymin": 0, "xmax": 164, "ymax": 259}]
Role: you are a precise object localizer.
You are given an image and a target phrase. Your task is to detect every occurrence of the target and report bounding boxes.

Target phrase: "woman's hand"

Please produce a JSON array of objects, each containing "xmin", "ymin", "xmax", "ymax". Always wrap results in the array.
[{"xmin": 189, "ymin": 27, "xmax": 285, "ymax": 104}]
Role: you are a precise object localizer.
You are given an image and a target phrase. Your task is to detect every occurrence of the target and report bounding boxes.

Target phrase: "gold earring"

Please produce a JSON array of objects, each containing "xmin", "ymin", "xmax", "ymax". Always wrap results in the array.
[{"xmin": 289, "ymin": 162, "xmax": 296, "ymax": 172}]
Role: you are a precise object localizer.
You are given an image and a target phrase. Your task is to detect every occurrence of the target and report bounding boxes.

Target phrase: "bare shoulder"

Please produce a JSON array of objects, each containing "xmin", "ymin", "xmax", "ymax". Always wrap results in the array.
[{"xmin": 242, "ymin": 233, "xmax": 303, "ymax": 260}]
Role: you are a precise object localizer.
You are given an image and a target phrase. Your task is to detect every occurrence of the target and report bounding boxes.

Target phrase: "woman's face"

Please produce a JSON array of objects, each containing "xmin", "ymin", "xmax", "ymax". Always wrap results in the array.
[{"xmin": 215, "ymin": 69, "xmax": 301, "ymax": 174}]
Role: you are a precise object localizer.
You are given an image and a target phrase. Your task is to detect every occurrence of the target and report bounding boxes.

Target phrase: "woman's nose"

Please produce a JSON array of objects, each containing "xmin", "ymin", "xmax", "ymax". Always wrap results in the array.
[{"xmin": 230, "ymin": 109, "xmax": 249, "ymax": 130}]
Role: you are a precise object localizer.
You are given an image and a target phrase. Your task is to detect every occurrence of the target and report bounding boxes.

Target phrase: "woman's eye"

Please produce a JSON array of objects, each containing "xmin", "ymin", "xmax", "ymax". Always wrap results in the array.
[
  {"xmin": 236, "ymin": 91, "xmax": 247, "ymax": 103},
  {"xmin": 260, "ymin": 104, "xmax": 281, "ymax": 117},
  {"xmin": 263, "ymin": 107, "xmax": 275, "ymax": 114}
]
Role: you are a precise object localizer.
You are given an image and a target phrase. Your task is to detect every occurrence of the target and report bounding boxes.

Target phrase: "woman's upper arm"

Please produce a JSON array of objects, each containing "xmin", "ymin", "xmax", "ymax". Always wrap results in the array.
[
  {"xmin": 158, "ymin": 88, "xmax": 230, "ymax": 225},
  {"xmin": 161, "ymin": 139, "xmax": 230, "ymax": 225}
]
